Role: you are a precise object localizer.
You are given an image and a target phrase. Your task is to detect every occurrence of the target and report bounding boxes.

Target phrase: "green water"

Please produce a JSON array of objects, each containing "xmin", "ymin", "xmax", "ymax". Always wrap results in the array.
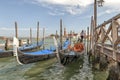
[
  {"xmin": 0, "ymin": 39, "xmax": 108, "ymax": 80},
  {"xmin": 0, "ymin": 47, "xmax": 94, "ymax": 80},
  {"xmin": 0, "ymin": 52, "xmax": 108, "ymax": 80},
  {"xmin": 0, "ymin": 56, "xmax": 84, "ymax": 80}
]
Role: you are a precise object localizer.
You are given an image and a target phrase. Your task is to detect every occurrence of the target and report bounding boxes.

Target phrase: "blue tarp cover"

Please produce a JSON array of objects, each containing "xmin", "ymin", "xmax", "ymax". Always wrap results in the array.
[
  {"xmin": 63, "ymin": 40, "xmax": 70, "ymax": 49},
  {"xmin": 0, "ymin": 49, "xmax": 4, "ymax": 52},
  {"xmin": 19, "ymin": 41, "xmax": 44, "ymax": 50},
  {"xmin": 24, "ymin": 49, "xmax": 54, "ymax": 55}
]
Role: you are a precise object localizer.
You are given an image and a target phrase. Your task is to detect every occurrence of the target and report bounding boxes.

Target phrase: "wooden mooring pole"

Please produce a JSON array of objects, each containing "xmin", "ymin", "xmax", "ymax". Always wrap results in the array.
[
  {"xmin": 87, "ymin": 27, "xmax": 89, "ymax": 53},
  {"xmin": 37, "ymin": 22, "xmax": 39, "ymax": 46},
  {"xmin": 30, "ymin": 28, "xmax": 32, "ymax": 44},
  {"xmin": 5, "ymin": 38, "xmax": 9, "ymax": 50},
  {"xmin": 60, "ymin": 19, "xmax": 63, "ymax": 50},
  {"xmin": 70, "ymin": 30, "xmax": 72, "ymax": 45},
  {"xmin": 15, "ymin": 22, "xmax": 18, "ymax": 38},
  {"xmin": 43, "ymin": 28, "xmax": 45, "ymax": 49},
  {"xmin": 56, "ymin": 30, "xmax": 58, "ymax": 38},
  {"xmin": 15, "ymin": 22, "xmax": 22, "ymax": 46}
]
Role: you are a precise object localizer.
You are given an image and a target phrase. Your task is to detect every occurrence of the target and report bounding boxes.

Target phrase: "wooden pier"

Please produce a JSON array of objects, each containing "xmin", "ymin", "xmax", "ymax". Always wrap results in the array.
[{"xmin": 88, "ymin": 13, "xmax": 120, "ymax": 79}]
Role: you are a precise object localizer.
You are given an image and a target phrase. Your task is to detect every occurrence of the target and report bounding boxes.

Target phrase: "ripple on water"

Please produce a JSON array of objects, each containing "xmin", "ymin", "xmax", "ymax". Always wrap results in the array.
[
  {"xmin": 70, "ymin": 51, "xmax": 93, "ymax": 80},
  {"xmin": 0, "ymin": 57, "xmax": 34, "ymax": 80}
]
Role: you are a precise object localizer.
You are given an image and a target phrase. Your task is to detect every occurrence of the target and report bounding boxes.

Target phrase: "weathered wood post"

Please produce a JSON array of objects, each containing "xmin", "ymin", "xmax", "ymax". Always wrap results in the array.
[
  {"xmin": 88, "ymin": 16, "xmax": 94, "ymax": 63},
  {"xmin": 37, "ymin": 22, "xmax": 39, "ymax": 46},
  {"xmin": 15, "ymin": 22, "xmax": 21, "ymax": 46},
  {"xmin": 91, "ymin": 16, "xmax": 94, "ymax": 55},
  {"xmin": 15, "ymin": 22, "xmax": 18, "ymax": 38},
  {"xmin": 60, "ymin": 19, "xmax": 63, "ymax": 50},
  {"xmin": 30, "ymin": 28, "xmax": 32, "ymax": 44},
  {"xmin": 27, "ymin": 39, "xmax": 30, "ymax": 44},
  {"xmin": 43, "ymin": 28, "xmax": 45, "ymax": 49},
  {"xmin": 99, "ymin": 29, "xmax": 108, "ymax": 71},
  {"xmin": 5, "ymin": 38, "xmax": 9, "ymax": 50},
  {"xmin": 107, "ymin": 19, "xmax": 120, "ymax": 80},
  {"xmin": 56, "ymin": 30, "xmax": 58, "ymax": 38},
  {"xmin": 92, "ymin": 16, "xmax": 99, "ymax": 69},
  {"xmin": 90, "ymin": 16, "xmax": 93, "ymax": 52},
  {"xmin": 112, "ymin": 20, "xmax": 117, "ymax": 62},
  {"xmin": 70, "ymin": 30, "xmax": 72, "ymax": 45},
  {"xmin": 87, "ymin": 27, "xmax": 89, "ymax": 53}
]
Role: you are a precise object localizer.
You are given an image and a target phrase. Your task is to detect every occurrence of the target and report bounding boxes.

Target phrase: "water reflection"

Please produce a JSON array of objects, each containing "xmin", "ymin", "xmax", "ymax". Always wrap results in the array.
[
  {"xmin": 0, "ymin": 48, "xmax": 93, "ymax": 80},
  {"xmin": 70, "ymin": 49, "xmax": 93, "ymax": 80}
]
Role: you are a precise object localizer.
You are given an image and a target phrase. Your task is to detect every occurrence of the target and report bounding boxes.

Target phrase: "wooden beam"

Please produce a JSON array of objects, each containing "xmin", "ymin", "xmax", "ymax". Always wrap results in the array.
[
  {"xmin": 112, "ymin": 20, "xmax": 118, "ymax": 44},
  {"xmin": 37, "ymin": 22, "xmax": 39, "ymax": 46},
  {"xmin": 43, "ymin": 28, "xmax": 45, "ymax": 49},
  {"xmin": 102, "ymin": 26, "xmax": 112, "ymax": 43},
  {"xmin": 15, "ymin": 22, "xmax": 18, "ymax": 38},
  {"xmin": 96, "ymin": 13, "xmax": 120, "ymax": 29},
  {"xmin": 60, "ymin": 19, "xmax": 63, "ymax": 50},
  {"xmin": 87, "ymin": 27, "xmax": 89, "ymax": 53},
  {"xmin": 96, "ymin": 28, "xmax": 101, "ymax": 42},
  {"xmin": 90, "ymin": 16, "xmax": 93, "ymax": 49},
  {"xmin": 30, "ymin": 28, "xmax": 32, "ymax": 43}
]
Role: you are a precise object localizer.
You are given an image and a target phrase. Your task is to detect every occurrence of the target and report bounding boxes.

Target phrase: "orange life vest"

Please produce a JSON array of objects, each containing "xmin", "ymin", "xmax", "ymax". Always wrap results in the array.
[{"xmin": 73, "ymin": 43, "xmax": 84, "ymax": 52}]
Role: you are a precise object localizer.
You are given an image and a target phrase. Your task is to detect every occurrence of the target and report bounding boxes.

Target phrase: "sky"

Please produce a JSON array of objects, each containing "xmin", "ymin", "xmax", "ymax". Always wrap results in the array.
[{"xmin": 0, "ymin": 0, "xmax": 120, "ymax": 38}]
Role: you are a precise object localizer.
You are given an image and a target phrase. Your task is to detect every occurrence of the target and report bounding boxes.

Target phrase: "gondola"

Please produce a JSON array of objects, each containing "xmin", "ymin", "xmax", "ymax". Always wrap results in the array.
[
  {"xmin": 59, "ymin": 48, "xmax": 84, "ymax": 65},
  {"xmin": 19, "ymin": 40, "xmax": 43, "ymax": 52},
  {"xmin": 13, "ymin": 37, "xmax": 57, "ymax": 64},
  {"xmin": 54, "ymin": 38, "xmax": 85, "ymax": 65},
  {"xmin": 16, "ymin": 48, "xmax": 57, "ymax": 64},
  {"xmin": 0, "ymin": 40, "xmax": 43, "ymax": 58},
  {"xmin": 0, "ymin": 49, "xmax": 13, "ymax": 58}
]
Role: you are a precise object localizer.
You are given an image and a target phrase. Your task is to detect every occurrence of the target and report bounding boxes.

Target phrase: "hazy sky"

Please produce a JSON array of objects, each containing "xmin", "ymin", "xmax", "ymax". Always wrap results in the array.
[{"xmin": 0, "ymin": 0, "xmax": 120, "ymax": 37}]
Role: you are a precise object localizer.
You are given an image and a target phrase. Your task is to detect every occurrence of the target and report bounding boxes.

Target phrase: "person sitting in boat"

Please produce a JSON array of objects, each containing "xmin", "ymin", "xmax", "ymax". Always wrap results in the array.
[
  {"xmin": 77, "ymin": 37, "xmax": 81, "ymax": 42},
  {"xmin": 80, "ymin": 30, "xmax": 85, "ymax": 42},
  {"xmin": 73, "ymin": 40, "xmax": 84, "ymax": 52},
  {"xmin": 63, "ymin": 38, "xmax": 70, "ymax": 50}
]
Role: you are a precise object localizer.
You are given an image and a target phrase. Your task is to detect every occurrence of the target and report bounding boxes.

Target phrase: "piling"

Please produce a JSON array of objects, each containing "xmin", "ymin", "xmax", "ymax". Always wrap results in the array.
[
  {"xmin": 37, "ymin": 22, "xmax": 39, "ymax": 46},
  {"xmin": 55, "ymin": 30, "xmax": 58, "ymax": 38},
  {"xmin": 15, "ymin": 21, "xmax": 18, "ymax": 38},
  {"xmin": 30, "ymin": 28, "xmax": 32, "ymax": 43},
  {"xmin": 43, "ymin": 28, "xmax": 45, "ymax": 49},
  {"xmin": 87, "ymin": 27, "xmax": 89, "ymax": 53},
  {"xmin": 5, "ymin": 38, "xmax": 9, "ymax": 50},
  {"xmin": 70, "ymin": 30, "xmax": 72, "ymax": 45},
  {"xmin": 19, "ymin": 39, "xmax": 22, "ymax": 46},
  {"xmin": 60, "ymin": 19, "xmax": 63, "ymax": 50}
]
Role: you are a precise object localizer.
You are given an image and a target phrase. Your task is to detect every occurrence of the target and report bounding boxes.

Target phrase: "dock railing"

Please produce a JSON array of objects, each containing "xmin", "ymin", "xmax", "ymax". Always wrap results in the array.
[{"xmin": 90, "ymin": 13, "xmax": 120, "ymax": 62}]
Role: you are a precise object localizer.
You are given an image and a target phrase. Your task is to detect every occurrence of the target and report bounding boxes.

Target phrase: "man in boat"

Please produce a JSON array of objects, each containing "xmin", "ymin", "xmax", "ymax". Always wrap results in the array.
[
  {"xmin": 77, "ymin": 37, "xmax": 81, "ymax": 42},
  {"xmin": 73, "ymin": 40, "xmax": 84, "ymax": 52},
  {"xmin": 80, "ymin": 30, "xmax": 85, "ymax": 42},
  {"xmin": 63, "ymin": 38, "xmax": 70, "ymax": 49},
  {"xmin": 68, "ymin": 38, "xmax": 84, "ymax": 52}
]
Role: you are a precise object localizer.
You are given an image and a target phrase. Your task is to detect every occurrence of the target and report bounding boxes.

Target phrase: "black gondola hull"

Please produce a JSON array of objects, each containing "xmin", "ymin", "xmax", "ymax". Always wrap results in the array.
[{"xmin": 17, "ymin": 50, "xmax": 56, "ymax": 64}]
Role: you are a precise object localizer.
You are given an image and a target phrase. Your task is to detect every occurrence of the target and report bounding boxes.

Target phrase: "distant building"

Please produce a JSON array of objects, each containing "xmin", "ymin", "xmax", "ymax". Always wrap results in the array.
[{"xmin": 67, "ymin": 33, "xmax": 78, "ymax": 38}]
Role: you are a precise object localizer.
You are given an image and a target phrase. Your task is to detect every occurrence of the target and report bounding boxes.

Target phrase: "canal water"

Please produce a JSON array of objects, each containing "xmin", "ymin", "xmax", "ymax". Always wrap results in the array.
[
  {"xmin": 0, "ymin": 41, "xmax": 93, "ymax": 80},
  {"xmin": 0, "ymin": 38, "xmax": 107, "ymax": 80},
  {"xmin": 0, "ymin": 52, "xmax": 93, "ymax": 80}
]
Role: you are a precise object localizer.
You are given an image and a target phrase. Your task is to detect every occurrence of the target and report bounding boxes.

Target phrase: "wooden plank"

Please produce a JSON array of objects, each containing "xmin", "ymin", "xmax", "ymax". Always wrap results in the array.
[
  {"xmin": 30, "ymin": 28, "xmax": 32, "ymax": 43},
  {"xmin": 60, "ymin": 19, "xmax": 63, "ymax": 50},
  {"xmin": 43, "ymin": 28, "xmax": 45, "ymax": 49},
  {"xmin": 15, "ymin": 22, "xmax": 18, "ymax": 38},
  {"xmin": 96, "ymin": 13, "xmax": 120, "ymax": 29},
  {"xmin": 96, "ymin": 28, "xmax": 101, "ymax": 42},
  {"xmin": 112, "ymin": 20, "xmax": 118, "ymax": 43},
  {"xmin": 37, "ymin": 22, "xmax": 39, "ymax": 46},
  {"xmin": 101, "ymin": 27, "xmax": 105, "ymax": 43},
  {"xmin": 90, "ymin": 16, "xmax": 93, "ymax": 49},
  {"xmin": 102, "ymin": 26, "xmax": 112, "ymax": 43}
]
